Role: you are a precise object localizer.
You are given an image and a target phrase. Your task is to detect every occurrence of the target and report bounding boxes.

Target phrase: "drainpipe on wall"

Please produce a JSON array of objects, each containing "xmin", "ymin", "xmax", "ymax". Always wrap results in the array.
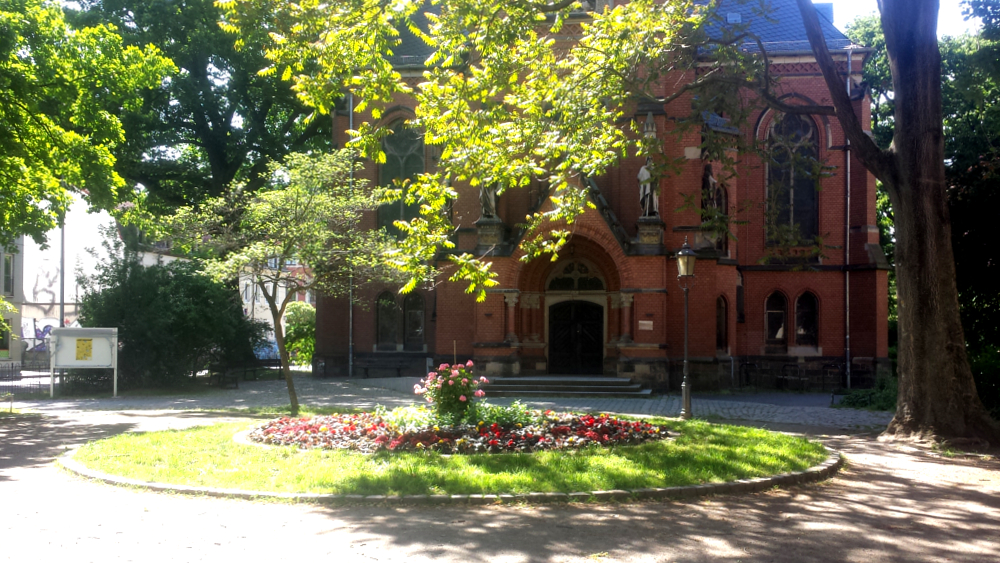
[
  {"xmin": 348, "ymin": 92, "xmax": 355, "ymax": 379},
  {"xmin": 844, "ymin": 49, "xmax": 853, "ymax": 389}
]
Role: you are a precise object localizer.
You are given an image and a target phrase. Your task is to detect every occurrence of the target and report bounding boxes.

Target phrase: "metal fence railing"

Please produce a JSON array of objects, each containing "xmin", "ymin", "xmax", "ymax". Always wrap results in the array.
[{"xmin": 0, "ymin": 362, "xmax": 50, "ymax": 398}]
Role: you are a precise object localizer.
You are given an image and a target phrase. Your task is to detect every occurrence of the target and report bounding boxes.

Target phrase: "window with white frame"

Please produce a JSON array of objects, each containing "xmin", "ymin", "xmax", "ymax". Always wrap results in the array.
[{"xmin": 2, "ymin": 253, "xmax": 12, "ymax": 295}]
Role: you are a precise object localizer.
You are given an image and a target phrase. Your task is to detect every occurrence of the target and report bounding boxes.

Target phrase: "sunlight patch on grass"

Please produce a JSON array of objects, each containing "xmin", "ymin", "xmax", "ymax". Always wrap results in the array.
[{"xmin": 73, "ymin": 418, "xmax": 827, "ymax": 496}]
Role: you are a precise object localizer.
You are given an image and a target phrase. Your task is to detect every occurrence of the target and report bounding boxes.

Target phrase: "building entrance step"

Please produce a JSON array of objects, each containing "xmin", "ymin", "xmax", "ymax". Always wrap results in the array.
[{"xmin": 482, "ymin": 375, "xmax": 651, "ymax": 398}]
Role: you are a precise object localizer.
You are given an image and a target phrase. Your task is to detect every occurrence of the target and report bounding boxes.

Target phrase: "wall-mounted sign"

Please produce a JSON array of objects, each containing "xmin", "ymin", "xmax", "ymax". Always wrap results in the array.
[
  {"xmin": 50, "ymin": 327, "xmax": 118, "ymax": 397},
  {"xmin": 638, "ymin": 320, "xmax": 654, "ymax": 331}
]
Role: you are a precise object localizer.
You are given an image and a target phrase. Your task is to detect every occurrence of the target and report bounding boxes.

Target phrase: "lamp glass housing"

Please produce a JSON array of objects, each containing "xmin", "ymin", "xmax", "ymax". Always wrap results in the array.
[{"xmin": 676, "ymin": 243, "xmax": 697, "ymax": 277}]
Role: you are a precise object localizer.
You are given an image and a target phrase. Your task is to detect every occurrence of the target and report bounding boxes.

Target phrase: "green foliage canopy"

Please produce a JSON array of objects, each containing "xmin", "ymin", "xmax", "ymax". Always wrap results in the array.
[
  {"xmin": 217, "ymin": 0, "xmax": 772, "ymax": 298},
  {"xmin": 0, "ymin": 0, "xmax": 173, "ymax": 248},
  {"xmin": 67, "ymin": 0, "xmax": 334, "ymax": 214}
]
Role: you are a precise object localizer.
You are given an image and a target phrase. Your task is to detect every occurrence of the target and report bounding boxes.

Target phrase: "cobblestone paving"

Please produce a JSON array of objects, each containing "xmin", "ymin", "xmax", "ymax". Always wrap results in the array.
[{"xmin": 16, "ymin": 375, "xmax": 894, "ymax": 430}]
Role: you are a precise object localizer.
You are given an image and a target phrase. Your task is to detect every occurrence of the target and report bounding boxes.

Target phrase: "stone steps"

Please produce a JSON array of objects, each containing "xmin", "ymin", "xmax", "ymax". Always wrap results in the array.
[{"xmin": 483, "ymin": 376, "xmax": 652, "ymax": 398}]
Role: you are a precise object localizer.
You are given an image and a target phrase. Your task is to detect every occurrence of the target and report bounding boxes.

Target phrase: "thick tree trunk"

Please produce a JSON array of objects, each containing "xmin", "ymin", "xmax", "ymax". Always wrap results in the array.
[
  {"xmin": 877, "ymin": 0, "xmax": 999, "ymax": 444},
  {"xmin": 794, "ymin": 0, "xmax": 999, "ymax": 444}
]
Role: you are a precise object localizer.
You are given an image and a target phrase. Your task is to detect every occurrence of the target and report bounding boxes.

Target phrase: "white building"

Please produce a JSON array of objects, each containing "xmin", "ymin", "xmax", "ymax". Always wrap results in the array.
[
  {"xmin": 1, "ymin": 237, "xmax": 25, "ymax": 362},
  {"xmin": 18, "ymin": 195, "xmax": 114, "ymax": 353}
]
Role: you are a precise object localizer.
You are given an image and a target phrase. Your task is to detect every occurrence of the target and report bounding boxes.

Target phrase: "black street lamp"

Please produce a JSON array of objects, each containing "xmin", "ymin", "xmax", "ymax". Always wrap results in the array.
[{"xmin": 676, "ymin": 237, "xmax": 697, "ymax": 419}]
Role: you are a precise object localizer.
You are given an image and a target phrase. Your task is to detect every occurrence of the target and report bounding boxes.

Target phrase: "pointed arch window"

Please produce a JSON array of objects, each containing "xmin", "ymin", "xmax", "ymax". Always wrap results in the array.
[
  {"xmin": 403, "ymin": 293, "xmax": 425, "ymax": 352},
  {"xmin": 767, "ymin": 114, "xmax": 819, "ymax": 243},
  {"xmin": 376, "ymin": 291, "xmax": 426, "ymax": 352},
  {"xmin": 377, "ymin": 120, "xmax": 424, "ymax": 238},
  {"xmin": 795, "ymin": 292, "xmax": 819, "ymax": 347},
  {"xmin": 716, "ymin": 296, "xmax": 728, "ymax": 352},
  {"xmin": 376, "ymin": 292, "xmax": 398, "ymax": 351},
  {"xmin": 765, "ymin": 292, "xmax": 788, "ymax": 348}
]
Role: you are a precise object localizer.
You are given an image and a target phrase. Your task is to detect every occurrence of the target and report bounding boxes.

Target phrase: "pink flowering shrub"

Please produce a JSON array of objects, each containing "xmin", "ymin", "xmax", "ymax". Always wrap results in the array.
[{"xmin": 413, "ymin": 360, "xmax": 488, "ymax": 424}]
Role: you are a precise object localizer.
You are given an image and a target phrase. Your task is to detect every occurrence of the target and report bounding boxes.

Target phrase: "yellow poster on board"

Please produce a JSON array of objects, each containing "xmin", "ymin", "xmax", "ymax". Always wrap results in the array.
[{"xmin": 75, "ymin": 338, "xmax": 93, "ymax": 361}]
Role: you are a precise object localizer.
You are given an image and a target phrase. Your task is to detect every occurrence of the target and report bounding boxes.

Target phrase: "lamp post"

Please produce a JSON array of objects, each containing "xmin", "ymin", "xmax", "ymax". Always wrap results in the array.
[{"xmin": 676, "ymin": 237, "xmax": 697, "ymax": 419}]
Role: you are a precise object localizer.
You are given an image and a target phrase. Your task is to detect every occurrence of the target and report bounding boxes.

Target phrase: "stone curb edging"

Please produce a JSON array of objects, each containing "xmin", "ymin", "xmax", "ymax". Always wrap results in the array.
[{"xmin": 57, "ymin": 448, "xmax": 843, "ymax": 506}]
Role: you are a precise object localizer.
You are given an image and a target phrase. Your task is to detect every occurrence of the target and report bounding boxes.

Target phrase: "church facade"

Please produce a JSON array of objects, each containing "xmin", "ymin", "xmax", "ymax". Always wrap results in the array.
[{"xmin": 314, "ymin": 1, "xmax": 890, "ymax": 391}]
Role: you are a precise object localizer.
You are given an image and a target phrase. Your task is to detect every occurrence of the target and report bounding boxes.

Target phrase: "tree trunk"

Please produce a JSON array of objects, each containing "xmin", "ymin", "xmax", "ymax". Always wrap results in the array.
[
  {"xmin": 877, "ymin": 0, "xmax": 998, "ymax": 444},
  {"xmin": 794, "ymin": 0, "xmax": 1000, "ymax": 444},
  {"xmin": 273, "ymin": 317, "xmax": 300, "ymax": 417},
  {"xmin": 262, "ymin": 283, "xmax": 300, "ymax": 416}
]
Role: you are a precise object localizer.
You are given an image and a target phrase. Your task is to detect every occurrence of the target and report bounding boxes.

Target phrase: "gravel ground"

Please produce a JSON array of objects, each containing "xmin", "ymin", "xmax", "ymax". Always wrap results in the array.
[{"xmin": 1, "ymin": 376, "xmax": 997, "ymax": 562}]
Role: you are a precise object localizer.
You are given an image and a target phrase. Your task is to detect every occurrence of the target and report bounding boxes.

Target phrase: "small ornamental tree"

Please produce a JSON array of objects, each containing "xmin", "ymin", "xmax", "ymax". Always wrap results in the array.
[
  {"xmin": 414, "ymin": 361, "xmax": 487, "ymax": 425},
  {"xmin": 168, "ymin": 151, "xmax": 392, "ymax": 414}
]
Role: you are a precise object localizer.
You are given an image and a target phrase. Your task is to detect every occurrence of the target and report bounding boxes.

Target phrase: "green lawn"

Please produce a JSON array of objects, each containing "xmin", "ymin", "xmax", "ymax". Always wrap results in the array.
[{"xmin": 73, "ymin": 418, "xmax": 827, "ymax": 496}]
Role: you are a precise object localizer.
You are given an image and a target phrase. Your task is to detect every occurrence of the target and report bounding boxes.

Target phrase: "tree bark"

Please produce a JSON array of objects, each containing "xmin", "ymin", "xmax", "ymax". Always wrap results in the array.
[
  {"xmin": 795, "ymin": 0, "xmax": 1000, "ymax": 444},
  {"xmin": 262, "ymin": 281, "xmax": 300, "ymax": 416}
]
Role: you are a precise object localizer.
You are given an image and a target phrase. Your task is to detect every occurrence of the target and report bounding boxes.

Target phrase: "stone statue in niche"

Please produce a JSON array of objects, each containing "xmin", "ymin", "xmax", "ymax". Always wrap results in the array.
[
  {"xmin": 479, "ymin": 184, "xmax": 498, "ymax": 218},
  {"xmin": 702, "ymin": 163, "xmax": 722, "ymax": 208},
  {"xmin": 638, "ymin": 158, "xmax": 658, "ymax": 217}
]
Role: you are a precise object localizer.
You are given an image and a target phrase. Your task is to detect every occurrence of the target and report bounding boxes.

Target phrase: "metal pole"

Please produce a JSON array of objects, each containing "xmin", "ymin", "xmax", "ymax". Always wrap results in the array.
[
  {"xmin": 680, "ymin": 284, "xmax": 692, "ymax": 419},
  {"xmin": 112, "ymin": 331, "xmax": 118, "ymax": 398},
  {"xmin": 49, "ymin": 334, "xmax": 55, "ymax": 398},
  {"xmin": 347, "ymin": 92, "xmax": 355, "ymax": 379},
  {"xmin": 58, "ymin": 217, "xmax": 65, "ymax": 394},
  {"xmin": 59, "ymin": 219, "xmax": 65, "ymax": 327},
  {"xmin": 845, "ymin": 49, "xmax": 853, "ymax": 391}
]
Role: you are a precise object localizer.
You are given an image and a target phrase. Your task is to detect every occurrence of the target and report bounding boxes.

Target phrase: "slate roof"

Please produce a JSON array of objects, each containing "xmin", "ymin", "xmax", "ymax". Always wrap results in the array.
[
  {"xmin": 711, "ymin": 0, "xmax": 856, "ymax": 53},
  {"xmin": 389, "ymin": 8, "xmax": 435, "ymax": 69},
  {"xmin": 390, "ymin": 0, "xmax": 857, "ymax": 68}
]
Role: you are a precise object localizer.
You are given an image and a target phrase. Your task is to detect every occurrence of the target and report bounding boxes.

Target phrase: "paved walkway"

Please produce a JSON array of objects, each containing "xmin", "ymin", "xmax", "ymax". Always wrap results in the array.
[
  {"xmin": 15, "ymin": 375, "xmax": 895, "ymax": 431},
  {"xmin": 1, "ymin": 379, "xmax": 997, "ymax": 562}
]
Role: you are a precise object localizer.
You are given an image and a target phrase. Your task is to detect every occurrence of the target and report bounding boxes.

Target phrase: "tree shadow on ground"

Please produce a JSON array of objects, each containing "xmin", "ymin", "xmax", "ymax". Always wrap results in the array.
[
  {"xmin": 0, "ymin": 414, "xmax": 135, "ymax": 478},
  {"xmin": 304, "ymin": 434, "xmax": 1000, "ymax": 563}
]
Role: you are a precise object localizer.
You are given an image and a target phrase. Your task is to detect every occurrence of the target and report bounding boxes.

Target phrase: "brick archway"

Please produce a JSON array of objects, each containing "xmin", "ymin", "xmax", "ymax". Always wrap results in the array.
[{"xmin": 514, "ymin": 236, "xmax": 622, "ymax": 374}]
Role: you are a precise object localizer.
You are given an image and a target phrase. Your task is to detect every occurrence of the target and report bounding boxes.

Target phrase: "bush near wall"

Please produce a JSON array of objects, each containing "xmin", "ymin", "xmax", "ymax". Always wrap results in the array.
[
  {"xmin": 79, "ymin": 250, "xmax": 268, "ymax": 389},
  {"xmin": 284, "ymin": 301, "xmax": 315, "ymax": 366}
]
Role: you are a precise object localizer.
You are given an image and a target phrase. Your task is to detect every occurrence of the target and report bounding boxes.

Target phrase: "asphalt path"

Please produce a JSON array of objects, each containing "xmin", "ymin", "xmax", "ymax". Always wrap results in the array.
[{"xmin": 1, "ymin": 379, "xmax": 998, "ymax": 562}]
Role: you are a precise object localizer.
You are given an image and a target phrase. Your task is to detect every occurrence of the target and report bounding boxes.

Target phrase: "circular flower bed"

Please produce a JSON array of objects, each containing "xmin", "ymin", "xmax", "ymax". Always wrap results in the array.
[{"xmin": 248, "ymin": 410, "xmax": 673, "ymax": 455}]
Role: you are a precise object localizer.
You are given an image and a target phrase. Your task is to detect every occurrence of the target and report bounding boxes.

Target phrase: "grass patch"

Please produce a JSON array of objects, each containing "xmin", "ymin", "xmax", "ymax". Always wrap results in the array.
[{"xmin": 73, "ymin": 418, "xmax": 827, "ymax": 496}]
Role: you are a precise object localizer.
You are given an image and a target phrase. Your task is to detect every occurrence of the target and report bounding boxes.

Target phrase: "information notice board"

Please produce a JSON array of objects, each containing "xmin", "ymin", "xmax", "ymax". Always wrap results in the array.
[{"xmin": 49, "ymin": 327, "xmax": 119, "ymax": 397}]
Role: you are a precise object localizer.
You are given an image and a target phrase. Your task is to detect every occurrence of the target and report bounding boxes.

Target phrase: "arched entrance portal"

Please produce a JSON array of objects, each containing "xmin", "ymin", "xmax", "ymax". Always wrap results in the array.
[{"xmin": 548, "ymin": 301, "xmax": 604, "ymax": 374}]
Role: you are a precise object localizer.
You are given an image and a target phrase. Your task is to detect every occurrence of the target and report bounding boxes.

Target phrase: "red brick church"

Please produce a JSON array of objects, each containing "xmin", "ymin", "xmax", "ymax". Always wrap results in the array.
[{"xmin": 314, "ymin": 1, "xmax": 890, "ymax": 391}]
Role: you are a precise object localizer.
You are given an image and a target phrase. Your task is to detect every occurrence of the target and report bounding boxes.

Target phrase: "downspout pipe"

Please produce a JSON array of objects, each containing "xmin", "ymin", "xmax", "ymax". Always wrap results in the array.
[
  {"xmin": 844, "ymin": 49, "xmax": 853, "ymax": 389},
  {"xmin": 348, "ymin": 92, "xmax": 355, "ymax": 379}
]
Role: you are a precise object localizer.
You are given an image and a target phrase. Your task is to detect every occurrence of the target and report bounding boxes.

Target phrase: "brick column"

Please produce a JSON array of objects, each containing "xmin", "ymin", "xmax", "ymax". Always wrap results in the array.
[
  {"xmin": 608, "ymin": 293, "xmax": 621, "ymax": 342},
  {"xmin": 520, "ymin": 293, "xmax": 540, "ymax": 342},
  {"xmin": 619, "ymin": 292, "xmax": 633, "ymax": 343},
  {"xmin": 504, "ymin": 292, "xmax": 520, "ymax": 343}
]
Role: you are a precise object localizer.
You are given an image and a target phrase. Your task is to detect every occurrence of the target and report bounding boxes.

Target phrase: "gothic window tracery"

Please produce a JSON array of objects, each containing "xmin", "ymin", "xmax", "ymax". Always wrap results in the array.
[
  {"xmin": 547, "ymin": 261, "xmax": 605, "ymax": 291},
  {"xmin": 377, "ymin": 120, "xmax": 424, "ymax": 237},
  {"xmin": 767, "ymin": 113, "xmax": 819, "ymax": 243}
]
